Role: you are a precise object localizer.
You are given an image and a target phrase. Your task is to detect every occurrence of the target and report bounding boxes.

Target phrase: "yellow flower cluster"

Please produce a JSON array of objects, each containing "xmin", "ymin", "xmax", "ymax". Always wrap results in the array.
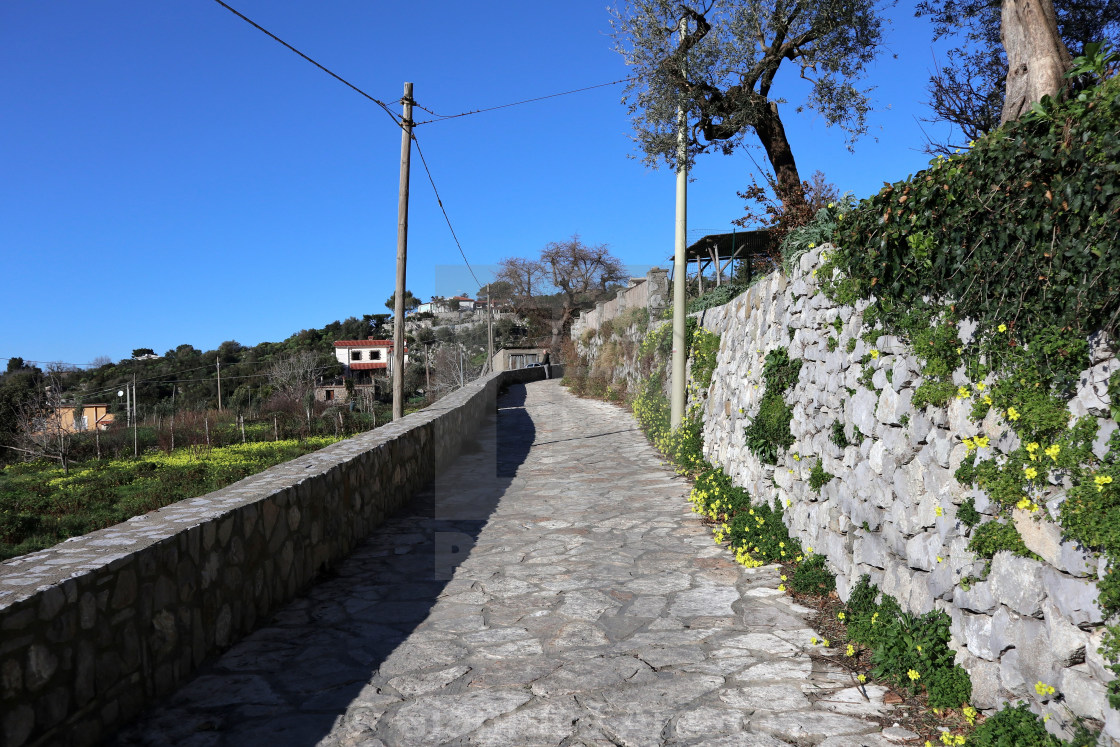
[
  {"xmin": 1006, "ymin": 406, "xmax": 1020, "ymax": 421},
  {"xmin": 907, "ymin": 669, "xmax": 921, "ymax": 681},
  {"xmin": 962, "ymin": 705, "xmax": 978, "ymax": 726},
  {"xmin": 1034, "ymin": 681, "xmax": 1056, "ymax": 697},
  {"xmin": 1096, "ymin": 474, "xmax": 1115, "ymax": 492},
  {"xmin": 962, "ymin": 435, "xmax": 990, "ymax": 451}
]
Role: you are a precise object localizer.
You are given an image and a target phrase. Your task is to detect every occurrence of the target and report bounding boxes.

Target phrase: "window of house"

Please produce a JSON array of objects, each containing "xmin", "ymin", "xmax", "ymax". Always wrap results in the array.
[
  {"xmin": 351, "ymin": 351, "xmax": 362, "ymax": 361},
  {"xmin": 369, "ymin": 350, "xmax": 381, "ymax": 360},
  {"xmin": 324, "ymin": 390, "xmax": 334, "ymax": 401}
]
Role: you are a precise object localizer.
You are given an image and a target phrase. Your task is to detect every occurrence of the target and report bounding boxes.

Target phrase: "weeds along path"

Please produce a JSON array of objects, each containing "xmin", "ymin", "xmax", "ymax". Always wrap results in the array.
[{"xmin": 114, "ymin": 379, "xmax": 900, "ymax": 747}]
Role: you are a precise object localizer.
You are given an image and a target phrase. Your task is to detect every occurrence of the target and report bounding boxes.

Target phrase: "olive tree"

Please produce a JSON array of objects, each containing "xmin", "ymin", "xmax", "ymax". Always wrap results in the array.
[
  {"xmin": 609, "ymin": 0, "xmax": 890, "ymax": 211},
  {"xmin": 916, "ymin": 0, "xmax": 1118, "ymax": 153}
]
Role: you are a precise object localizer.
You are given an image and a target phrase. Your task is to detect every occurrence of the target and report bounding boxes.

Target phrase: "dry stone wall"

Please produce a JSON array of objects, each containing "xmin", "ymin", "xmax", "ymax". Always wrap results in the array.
[
  {"xmin": 691, "ymin": 245, "xmax": 1118, "ymax": 741},
  {"xmin": 0, "ymin": 368, "xmax": 546, "ymax": 747}
]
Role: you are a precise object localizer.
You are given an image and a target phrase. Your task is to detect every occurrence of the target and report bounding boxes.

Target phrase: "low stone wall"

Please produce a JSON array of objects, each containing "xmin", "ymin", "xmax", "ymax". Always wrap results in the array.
[
  {"xmin": 0, "ymin": 368, "xmax": 545, "ymax": 747},
  {"xmin": 693, "ymin": 246, "xmax": 1118, "ymax": 741}
]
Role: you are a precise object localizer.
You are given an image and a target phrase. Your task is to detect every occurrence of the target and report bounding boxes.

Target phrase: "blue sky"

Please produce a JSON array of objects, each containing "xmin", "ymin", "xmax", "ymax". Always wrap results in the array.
[{"xmin": 1, "ymin": 1, "xmax": 957, "ymax": 366}]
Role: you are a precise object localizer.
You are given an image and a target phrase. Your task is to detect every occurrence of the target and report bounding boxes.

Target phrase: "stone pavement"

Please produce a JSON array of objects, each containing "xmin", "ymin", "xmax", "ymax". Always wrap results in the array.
[{"xmin": 113, "ymin": 380, "xmax": 903, "ymax": 747}]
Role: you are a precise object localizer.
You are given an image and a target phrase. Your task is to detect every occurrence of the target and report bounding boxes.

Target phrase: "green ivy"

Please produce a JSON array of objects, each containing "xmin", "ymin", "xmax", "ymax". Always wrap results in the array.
[
  {"xmin": 825, "ymin": 75, "xmax": 1120, "ymax": 339},
  {"xmin": 788, "ymin": 553, "xmax": 835, "ymax": 595},
  {"xmin": 743, "ymin": 348, "xmax": 802, "ymax": 464},
  {"xmin": 690, "ymin": 328, "xmax": 721, "ymax": 390}
]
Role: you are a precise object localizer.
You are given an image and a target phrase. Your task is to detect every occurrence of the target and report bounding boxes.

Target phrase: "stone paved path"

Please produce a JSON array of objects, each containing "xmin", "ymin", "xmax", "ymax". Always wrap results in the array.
[{"xmin": 114, "ymin": 380, "xmax": 901, "ymax": 747}]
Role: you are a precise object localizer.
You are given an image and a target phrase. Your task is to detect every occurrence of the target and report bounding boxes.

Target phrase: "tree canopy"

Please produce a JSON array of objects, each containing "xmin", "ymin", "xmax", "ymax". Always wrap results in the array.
[{"xmin": 610, "ymin": 0, "xmax": 890, "ymax": 208}]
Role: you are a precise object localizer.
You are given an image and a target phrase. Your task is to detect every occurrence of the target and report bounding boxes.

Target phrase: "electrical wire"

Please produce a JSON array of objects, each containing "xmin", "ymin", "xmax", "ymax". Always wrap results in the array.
[
  {"xmin": 410, "ymin": 130, "xmax": 484, "ymax": 291},
  {"xmin": 412, "ymin": 78, "xmax": 633, "ymax": 125},
  {"xmin": 209, "ymin": 0, "xmax": 402, "ymax": 128}
]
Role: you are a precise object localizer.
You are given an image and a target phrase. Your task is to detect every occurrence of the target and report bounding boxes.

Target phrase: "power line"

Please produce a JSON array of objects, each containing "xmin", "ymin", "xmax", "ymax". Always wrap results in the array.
[
  {"xmin": 410, "ymin": 130, "xmax": 484, "ymax": 290},
  {"xmin": 412, "ymin": 78, "xmax": 633, "ymax": 125},
  {"xmin": 209, "ymin": 0, "xmax": 402, "ymax": 128}
]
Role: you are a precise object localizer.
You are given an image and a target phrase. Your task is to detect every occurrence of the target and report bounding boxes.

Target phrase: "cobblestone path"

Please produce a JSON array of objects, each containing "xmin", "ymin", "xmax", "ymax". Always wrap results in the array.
[{"xmin": 115, "ymin": 380, "xmax": 901, "ymax": 747}]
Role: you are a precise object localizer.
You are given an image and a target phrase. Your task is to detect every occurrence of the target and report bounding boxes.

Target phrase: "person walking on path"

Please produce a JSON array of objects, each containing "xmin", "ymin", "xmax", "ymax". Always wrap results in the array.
[{"xmin": 542, "ymin": 349, "xmax": 551, "ymax": 379}]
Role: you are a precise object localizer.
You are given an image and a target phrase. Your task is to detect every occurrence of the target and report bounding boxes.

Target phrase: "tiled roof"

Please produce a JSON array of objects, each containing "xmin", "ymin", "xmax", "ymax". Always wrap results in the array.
[
  {"xmin": 349, "ymin": 362, "xmax": 389, "ymax": 370},
  {"xmin": 333, "ymin": 340, "xmax": 394, "ymax": 347}
]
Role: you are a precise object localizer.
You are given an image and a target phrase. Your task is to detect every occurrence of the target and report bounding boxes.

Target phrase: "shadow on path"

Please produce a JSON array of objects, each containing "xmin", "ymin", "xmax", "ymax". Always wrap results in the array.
[{"xmin": 111, "ymin": 383, "xmax": 536, "ymax": 747}]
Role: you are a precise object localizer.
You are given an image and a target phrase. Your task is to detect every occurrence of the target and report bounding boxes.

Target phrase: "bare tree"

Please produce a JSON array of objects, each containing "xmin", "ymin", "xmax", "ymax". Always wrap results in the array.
[
  {"xmin": 610, "ymin": 0, "xmax": 889, "ymax": 212},
  {"xmin": 10, "ymin": 372, "xmax": 76, "ymax": 474},
  {"xmin": 497, "ymin": 237, "xmax": 626, "ymax": 351},
  {"xmin": 266, "ymin": 351, "xmax": 322, "ymax": 431}
]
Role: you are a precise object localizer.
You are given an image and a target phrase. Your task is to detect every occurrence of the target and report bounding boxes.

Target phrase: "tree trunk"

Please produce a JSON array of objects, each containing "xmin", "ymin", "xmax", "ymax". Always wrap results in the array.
[
  {"xmin": 1000, "ymin": 0, "xmax": 1072, "ymax": 123},
  {"xmin": 754, "ymin": 102, "xmax": 806, "ymax": 212}
]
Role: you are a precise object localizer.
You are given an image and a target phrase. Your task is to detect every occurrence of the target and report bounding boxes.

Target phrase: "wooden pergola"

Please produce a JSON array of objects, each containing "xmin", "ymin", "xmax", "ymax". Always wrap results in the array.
[{"xmin": 672, "ymin": 229, "xmax": 775, "ymax": 293}]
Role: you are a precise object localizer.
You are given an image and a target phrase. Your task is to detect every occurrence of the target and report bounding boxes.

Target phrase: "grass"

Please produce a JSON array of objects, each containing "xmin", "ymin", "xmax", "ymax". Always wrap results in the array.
[{"xmin": 0, "ymin": 436, "xmax": 341, "ymax": 560}]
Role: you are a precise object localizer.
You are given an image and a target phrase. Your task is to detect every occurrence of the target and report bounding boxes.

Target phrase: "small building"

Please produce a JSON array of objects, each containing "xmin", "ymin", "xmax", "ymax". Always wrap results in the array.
[
  {"xmin": 316, "ymin": 338, "xmax": 408, "ymax": 403},
  {"xmin": 50, "ymin": 404, "xmax": 114, "ymax": 433},
  {"xmin": 491, "ymin": 347, "xmax": 548, "ymax": 373}
]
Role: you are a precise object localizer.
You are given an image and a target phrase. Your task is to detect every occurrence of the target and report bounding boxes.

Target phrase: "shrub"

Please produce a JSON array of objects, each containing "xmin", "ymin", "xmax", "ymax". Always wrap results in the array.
[
  {"xmin": 788, "ymin": 553, "xmax": 835, "ymax": 594},
  {"xmin": 743, "ymin": 348, "xmax": 802, "ymax": 464},
  {"xmin": 808, "ymin": 462, "xmax": 835, "ymax": 492},
  {"xmin": 690, "ymin": 328, "xmax": 721, "ymax": 390},
  {"xmin": 688, "ymin": 284, "xmax": 750, "ymax": 313},
  {"xmin": 844, "ymin": 575, "xmax": 971, "ymax": 709},
  {"xmin": 968, "ymin": 703, "xmax": 1063, "ymax": 747}
]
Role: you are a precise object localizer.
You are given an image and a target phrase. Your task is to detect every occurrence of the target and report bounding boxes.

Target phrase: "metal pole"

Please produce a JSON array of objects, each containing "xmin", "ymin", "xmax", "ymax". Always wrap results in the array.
[
  {"xmin": 393, "ymin": 82, "xmax": 414, "ymax": 421},
  {"xmin": 216, "ymin": 357, "xmax": 222, "ymax": 411},
  {"xmin": 670, "ymin": 18, "xmax": 689, "ymax": 429}
]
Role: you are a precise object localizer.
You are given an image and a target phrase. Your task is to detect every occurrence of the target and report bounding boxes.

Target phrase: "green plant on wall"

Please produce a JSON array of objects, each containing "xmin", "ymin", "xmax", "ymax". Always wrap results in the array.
[{"xmin": 743, "ymin": 348, "xmax": 802, "ymax": 464}]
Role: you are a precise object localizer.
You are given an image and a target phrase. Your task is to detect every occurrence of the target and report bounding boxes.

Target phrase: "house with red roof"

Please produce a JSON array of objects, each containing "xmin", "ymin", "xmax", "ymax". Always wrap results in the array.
[{"xmin": 316, "ymin": 337, "xmax": 409, "ymax": 403}]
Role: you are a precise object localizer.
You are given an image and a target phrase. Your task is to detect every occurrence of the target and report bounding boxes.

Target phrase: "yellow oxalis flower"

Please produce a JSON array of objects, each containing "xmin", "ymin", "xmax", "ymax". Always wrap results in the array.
[
  {"xmin": 857, "ymin": 674, "xmax": 867, "ymax": 683},
  {"xmin": 907, "ymin": 669, "xmax": 921, "ymax": 681},
  {"xmin": 1096, "ymin": 475, "xmax": 1114, "ymax": 492},
  {"xmin": 1045, "ymin": 444, "xmax": 1061, "ymax": 461},
  {"xmin": 870, "ymin": 349, "xmax": 880, "ymax": 359},
  {"xmin": 935, "ymin": 506, "xmax": 943, "ymax": 517},
  {"xmin": 957, "ymin": 386, "xmax": 970, "ymax": 399},
  {"xmin": 846, "ymin": 644, "xmax": 856, "ymax": 656},
  {"xmin": 1006, "ymin": 407, "xmax": 1021, "ymax": 421},
  {"xmin": 1024, "ymin": 466, "xmax": 1038, "ymax": 480},
  {"xmin": 998, "ymin": 324, "xmax": 1007, "ymax": 333}
]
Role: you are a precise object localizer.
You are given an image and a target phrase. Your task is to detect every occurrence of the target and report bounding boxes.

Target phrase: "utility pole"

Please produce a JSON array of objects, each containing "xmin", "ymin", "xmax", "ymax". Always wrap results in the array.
[
  {"xmin": 393, "ymin": 82, "xmax": 414, "ymax": 421},
  {"xmin": 670, "ymin": 17, "xmax": 689, "ymax": 429},
  {"xmin": 216, "ymin": 358, "xmax": 223, "ymax": 411},
  {"xmin": 486, "ymin": 283, "xmax": 495, "ymax": 375},
  {"xmin": 132, "ymin": 374, "xmax": 139, "ymax": 458}
]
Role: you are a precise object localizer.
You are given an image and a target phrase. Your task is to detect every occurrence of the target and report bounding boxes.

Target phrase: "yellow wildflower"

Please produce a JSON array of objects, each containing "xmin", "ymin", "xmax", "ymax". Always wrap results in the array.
[
  {"xmin": 1045, "ymin": 444, "xmax": 1061, "ymax": 461},
  {"xmin": 976, "ymin": 382, "xmax": 986, "ymax": 391},
  {"xmin": 1034, "ymin": 681, "xmax": 1056, "ymax": 697},
  {"xmin": 1007, "ymin": 406, "xmax": 1021, "ymax": 421},
  {"xmin": 1024, "ymin": 466, "xmax": 1038, "ymax": 480},
  {"xmin": 935, "ymin": 506, "xmax": 943, "ymax": 517},
  {"xmin": 907, "ymin": 669, "xmax": 921, "ymax": 681},
  {"xmin": 778, "ymin": 584, "xmax": 786, "ymax": 592},
  {"xmin": 998, "ymin": 324, "xmax": 1007, "ymax": 333},
  {"xmin": 857, "ymin": 673, "xmax": 866, "ymax": 683},
  {"xmin": 1095, "ymin": 475, "xmax": 1113, "ymax": 492},
  {"xmin": 870, "ymin": 349, "xmax": 880, "ymax": 359},
  {"xmin": 846, "ymin": 644, "xmax": 856, "ymax": 656},
  {"xmin": 957, "ymin": 386, "xmax": 970, "ymax": 399},
  {"xmin": 810, "ymin": 636, "xmax": 818, "ymax": 645}
]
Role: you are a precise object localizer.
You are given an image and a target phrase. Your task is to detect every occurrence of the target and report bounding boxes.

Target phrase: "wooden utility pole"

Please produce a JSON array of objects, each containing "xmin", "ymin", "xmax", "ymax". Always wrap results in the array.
[
  {"xmin": 216, "ymin": 358, "xmax": 223, "ymax": 411},
  {"xmin": 132, "ymin": 375, "xmax": 139, "ymax": 458},
  {"xmin": 486, "ymin": 283, "xmax": 495, "ymax": 374},
  {"xmin": 393, "ymin": 82, "xmax": 414, "ymax": 421}
]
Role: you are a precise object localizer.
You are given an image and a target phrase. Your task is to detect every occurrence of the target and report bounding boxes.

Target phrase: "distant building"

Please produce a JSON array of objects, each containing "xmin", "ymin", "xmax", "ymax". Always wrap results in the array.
[
  {"xmin": 491, "ymin": 347, "xmax": 548, "ymax": 373},
  {"xmin": 316, "ymin": 338, "xmax": 408, "ymax": 403},
  {"xmin": 45, "ymin": 404, "xmax": 114, "ymax": 433}
]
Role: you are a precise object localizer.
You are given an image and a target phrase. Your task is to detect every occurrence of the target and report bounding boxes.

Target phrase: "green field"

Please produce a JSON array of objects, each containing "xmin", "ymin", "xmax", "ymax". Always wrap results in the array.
[{"xmin": 0, "ymin": 437, "xmax": 341, "ymax": 561}]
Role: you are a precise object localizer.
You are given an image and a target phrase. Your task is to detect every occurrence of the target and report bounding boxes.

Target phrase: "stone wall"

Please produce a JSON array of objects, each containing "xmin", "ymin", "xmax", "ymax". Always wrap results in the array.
[
  {"xmin": 0, "ymin": 368, "xmax": 546, "ymax": 747},
  {"xmin": 571, "ymin": 267, "xmax": 669, "ymax": 342},
  {"xmin": 694, "ymin": 246, "xmax": 1118, "ymax": 741},
  {"xmin": 574, "ymin": 243, "xmax": 1118, "ymax": 741}
]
